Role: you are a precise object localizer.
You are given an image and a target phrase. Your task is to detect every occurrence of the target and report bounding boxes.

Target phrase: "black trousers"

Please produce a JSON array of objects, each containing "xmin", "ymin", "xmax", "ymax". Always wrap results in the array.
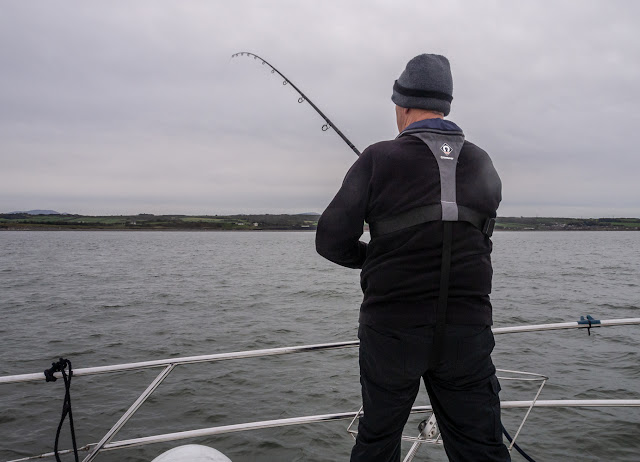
[{"xmin": 350, "ymin": 323, "xmax": 511, "ymax": 462}]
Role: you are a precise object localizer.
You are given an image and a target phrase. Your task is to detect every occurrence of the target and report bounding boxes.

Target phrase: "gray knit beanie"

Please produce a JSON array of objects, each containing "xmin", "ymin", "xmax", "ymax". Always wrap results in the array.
[{"xmin": 391, "ymin": 54, "xmax": 453, "ymax": 116}]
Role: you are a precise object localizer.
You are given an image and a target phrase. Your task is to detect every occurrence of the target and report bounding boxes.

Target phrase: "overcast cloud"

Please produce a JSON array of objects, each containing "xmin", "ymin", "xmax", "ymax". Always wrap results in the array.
[{"xmin": 1, "ymin": 0, "xmax": 639, "ymax": 217}]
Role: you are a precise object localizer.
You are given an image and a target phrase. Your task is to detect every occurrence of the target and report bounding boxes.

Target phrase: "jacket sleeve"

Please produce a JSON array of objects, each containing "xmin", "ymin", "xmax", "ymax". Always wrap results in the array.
[{"xmin": 315, "ymin": 151, "xmax": 372, "ymax": 269}]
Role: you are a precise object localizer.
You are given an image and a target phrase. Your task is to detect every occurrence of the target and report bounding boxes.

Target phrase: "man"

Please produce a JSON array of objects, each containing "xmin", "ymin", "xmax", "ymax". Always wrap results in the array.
[{"xmin": 316, "ymin": 54, "xmax": 510, "ymax": 462}]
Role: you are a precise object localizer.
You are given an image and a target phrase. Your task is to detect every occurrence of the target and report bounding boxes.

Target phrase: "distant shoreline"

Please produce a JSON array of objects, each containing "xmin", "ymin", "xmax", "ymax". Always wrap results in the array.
[
  {"xmin": 2, "ymin": 227, "xmax": 639, "ymax": 232},
  {"xmin": 0, "ymin": 227, "xmax": 318, "ymax": 232},
  {"xmin": 2, "ymin": 213, "xmax": 640, "ymax": 232}
]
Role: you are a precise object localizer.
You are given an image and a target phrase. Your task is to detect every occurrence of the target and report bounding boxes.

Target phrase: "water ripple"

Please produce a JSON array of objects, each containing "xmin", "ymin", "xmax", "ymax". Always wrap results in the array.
[{"xmin": 0, "ymin": 231, "xmax": 638, "ymax": 461}]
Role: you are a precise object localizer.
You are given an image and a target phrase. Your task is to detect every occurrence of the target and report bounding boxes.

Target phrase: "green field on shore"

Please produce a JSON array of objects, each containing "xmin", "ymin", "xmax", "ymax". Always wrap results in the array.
[
  {"xmin": 0, "ymin": 213, "xmax": 318, "ymax": 230},
  {"xmin": 2, "ymin": 213, "xmax": 640, "ymax": 231}
]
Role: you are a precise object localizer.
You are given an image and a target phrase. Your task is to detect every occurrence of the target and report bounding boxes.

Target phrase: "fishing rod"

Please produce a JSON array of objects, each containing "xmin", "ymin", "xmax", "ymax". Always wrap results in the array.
[{"xmin": 231, "ymin": 52, "xmax": 361, "ymax": 156}]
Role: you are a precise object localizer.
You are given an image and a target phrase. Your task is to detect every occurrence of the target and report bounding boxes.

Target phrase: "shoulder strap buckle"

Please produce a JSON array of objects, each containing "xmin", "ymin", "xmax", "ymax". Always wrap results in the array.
[{"xmin": 482, "ymin": 218, "xmax": 496, "ymax": 237}]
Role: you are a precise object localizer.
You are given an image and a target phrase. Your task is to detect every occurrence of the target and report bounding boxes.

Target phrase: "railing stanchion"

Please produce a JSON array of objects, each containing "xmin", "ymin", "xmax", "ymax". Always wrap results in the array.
[{"xmin": 82, "ymin": 364, "xmax": 176, "ymax": 462}]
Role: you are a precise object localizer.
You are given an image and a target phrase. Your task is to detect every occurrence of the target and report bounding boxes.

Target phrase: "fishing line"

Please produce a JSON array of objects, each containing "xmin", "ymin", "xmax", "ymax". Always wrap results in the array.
[{"xmin": 231, "ymin": 52, "xmax": 361, "ymax": 156}]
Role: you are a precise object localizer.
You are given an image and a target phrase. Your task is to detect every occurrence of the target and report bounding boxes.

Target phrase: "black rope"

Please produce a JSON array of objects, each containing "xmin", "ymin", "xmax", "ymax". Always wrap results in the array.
[
  {"xmin": 502, "ymin": 424, "xmax": 536, "ymax": 462},
  {"xmin": 44, "ymin": 358, "xmax": 79, "ymax": 462}
]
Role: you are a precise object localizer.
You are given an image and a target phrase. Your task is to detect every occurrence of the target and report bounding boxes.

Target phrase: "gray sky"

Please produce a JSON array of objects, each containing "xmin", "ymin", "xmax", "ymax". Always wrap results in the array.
[{"xmin": 1, "ymin": 0, "xmax": 639, "ymax": 217}]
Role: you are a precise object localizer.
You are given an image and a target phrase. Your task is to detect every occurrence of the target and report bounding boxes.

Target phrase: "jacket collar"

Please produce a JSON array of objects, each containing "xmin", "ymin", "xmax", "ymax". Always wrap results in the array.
[
  {"xmin": 397, "ymin": 119, "xmax": 464, "ymax": 139},
  {"xmin": 403, "ymin": 118, "xmax": 461, "ymax": 133}
]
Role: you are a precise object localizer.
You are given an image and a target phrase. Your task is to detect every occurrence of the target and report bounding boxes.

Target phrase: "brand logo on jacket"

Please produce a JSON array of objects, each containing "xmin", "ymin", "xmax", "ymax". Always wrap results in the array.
[{"xmin": 440, "ymin": 143, "xmax": 454, "ymax": 160}]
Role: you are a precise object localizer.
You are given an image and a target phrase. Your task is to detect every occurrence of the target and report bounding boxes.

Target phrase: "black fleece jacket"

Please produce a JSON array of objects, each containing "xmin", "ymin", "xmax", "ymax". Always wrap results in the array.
[{"xmin": 316, "ymin": 122, "xmax": 501, "ymax": 328}]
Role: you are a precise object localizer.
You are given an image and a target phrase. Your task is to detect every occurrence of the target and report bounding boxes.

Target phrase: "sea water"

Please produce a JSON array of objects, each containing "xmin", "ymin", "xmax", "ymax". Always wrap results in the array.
[{"xmin": 1, "ymin": 231, "xmax": 639, "ymax": 461}]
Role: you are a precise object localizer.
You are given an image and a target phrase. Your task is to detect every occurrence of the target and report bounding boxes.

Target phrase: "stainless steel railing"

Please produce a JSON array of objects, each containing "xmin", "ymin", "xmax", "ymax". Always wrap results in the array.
[{"xmin": 2, "ymin": 317, "xmax": 639, "ymax": 462}]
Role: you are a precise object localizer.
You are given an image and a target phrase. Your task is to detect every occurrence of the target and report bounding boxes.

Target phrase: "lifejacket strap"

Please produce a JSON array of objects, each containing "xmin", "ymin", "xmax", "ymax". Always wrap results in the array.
[
  {"xmin": 430, "ymin": 221, "xmax": 453, "ymax": 369},
  {"xmin": 368, "ymin": 203, "xmax": 494, "ymax": 238}
]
